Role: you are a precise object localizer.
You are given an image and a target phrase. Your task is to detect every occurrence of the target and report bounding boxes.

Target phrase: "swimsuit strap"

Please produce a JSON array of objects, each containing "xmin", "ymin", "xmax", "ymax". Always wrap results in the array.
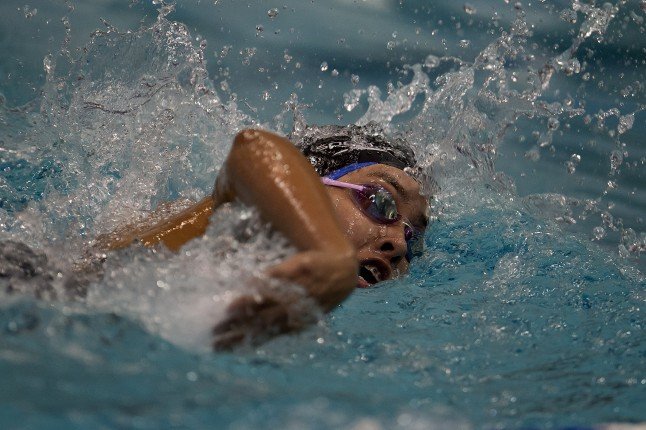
[{"xmin": 325, "ymin": 162, "xmax": 376, "ymax": 180}]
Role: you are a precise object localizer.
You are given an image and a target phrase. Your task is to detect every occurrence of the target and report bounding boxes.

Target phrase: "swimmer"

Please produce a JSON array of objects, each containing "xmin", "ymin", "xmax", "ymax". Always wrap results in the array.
[{"xmin": 97, "ymin": 123, "xmax": 430, "ymax": 347}]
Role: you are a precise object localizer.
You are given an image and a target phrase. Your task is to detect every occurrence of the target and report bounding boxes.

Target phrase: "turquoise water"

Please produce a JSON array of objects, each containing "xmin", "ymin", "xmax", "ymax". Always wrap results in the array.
[{"xmin": 1, "ymin": 1, "xmax": 644, "ymax": 429}]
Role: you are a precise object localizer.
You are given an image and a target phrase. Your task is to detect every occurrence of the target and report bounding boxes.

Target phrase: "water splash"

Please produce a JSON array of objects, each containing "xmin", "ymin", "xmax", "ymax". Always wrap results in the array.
[{"xmin": 1, "ymin": 1, "xmax": 645, "ymax": 428}]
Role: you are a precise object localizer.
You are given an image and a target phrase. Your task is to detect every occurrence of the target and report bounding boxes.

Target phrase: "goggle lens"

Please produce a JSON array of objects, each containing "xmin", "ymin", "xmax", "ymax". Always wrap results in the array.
[
  {"xmin": 353, "ymin": 185, "xmax": 400, "ymax": 224},
  {"xmin": 352, "ymin": 185, "xmax": 423, "ymax": 262}
]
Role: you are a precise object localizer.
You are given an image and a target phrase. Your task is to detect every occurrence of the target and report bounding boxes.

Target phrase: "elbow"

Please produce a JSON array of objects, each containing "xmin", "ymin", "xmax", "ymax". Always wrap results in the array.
[{"xmin": 233, "ymin": 128, "xmax": 261, "ymax": 147}]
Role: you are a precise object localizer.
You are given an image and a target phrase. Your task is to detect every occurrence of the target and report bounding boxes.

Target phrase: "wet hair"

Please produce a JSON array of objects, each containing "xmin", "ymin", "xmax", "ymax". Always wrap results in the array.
[{"xmin": 291, "ymin": 122, "xmax": 417, "ymax": 177}]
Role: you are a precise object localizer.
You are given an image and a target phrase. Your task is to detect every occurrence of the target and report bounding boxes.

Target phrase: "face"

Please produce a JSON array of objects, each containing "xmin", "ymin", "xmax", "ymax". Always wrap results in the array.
[{"xmin": 324, "ymin": 164, "xmax": 429, "ymax": 288}]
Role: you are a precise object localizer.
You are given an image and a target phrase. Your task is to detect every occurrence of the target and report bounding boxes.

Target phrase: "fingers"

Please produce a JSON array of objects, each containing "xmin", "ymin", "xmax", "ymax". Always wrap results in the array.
[{"xmin": 212, "ymin": 294, "xmax": 298, "ymax": 350}]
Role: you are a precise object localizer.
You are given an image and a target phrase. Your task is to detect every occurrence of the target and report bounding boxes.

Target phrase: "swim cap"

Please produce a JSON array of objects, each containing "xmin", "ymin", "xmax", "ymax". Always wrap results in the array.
[{"xmin": 291, "ymin": 122, "xmax": 417, "ymax": 177}]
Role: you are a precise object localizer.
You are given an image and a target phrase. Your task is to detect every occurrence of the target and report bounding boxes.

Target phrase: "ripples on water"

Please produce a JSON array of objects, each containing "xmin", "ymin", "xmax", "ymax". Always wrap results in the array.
[{"xmin": 0, "ymin": 0, "xmax": 644, "ymax": 428}]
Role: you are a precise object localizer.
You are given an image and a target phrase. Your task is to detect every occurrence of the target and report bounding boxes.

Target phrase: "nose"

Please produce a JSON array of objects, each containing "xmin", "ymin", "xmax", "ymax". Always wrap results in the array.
[{"xmin": 376, "ymin": 224, "xmax": 409, "ymax": 270}]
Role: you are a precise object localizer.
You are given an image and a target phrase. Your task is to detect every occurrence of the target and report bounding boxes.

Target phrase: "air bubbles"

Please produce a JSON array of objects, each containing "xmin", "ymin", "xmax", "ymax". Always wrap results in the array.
[
  {"xmin": 255, "ymin": 24, "xmax": 264, "ymax": 34},
  {"xmin": 459, "ymin": 40, "xmax": 471, "ymax": 48},
  {"xmin": 331, "ymin": 69, "xmax": 339, "ymax": 77},
  {"xmin": 261, "ymin": 90, "xmax": 271, "ymax": 101},
  {"xmin": 267, "ymin": 8, "xmax": 279, "ymax": 19},
  {"xmin": 463, "ymin": 3, "xmax": 476, "ymax": 15},
  {"xmin": 592, "ymin": 226, "xmax": 606, "ymax": 240},
  {"xmin": 320, "ymin": 61, "xmax": 328, "ymax": 72},
  {"xmin": 351, "ymin": 74, "xmax": 360, "ymax": 86}
]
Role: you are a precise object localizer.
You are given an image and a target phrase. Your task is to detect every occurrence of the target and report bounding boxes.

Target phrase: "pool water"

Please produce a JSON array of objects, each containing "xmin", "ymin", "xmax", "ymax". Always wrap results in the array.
[{"xmin": 1, "ymin": 1, "xmax": 644, "ymax": 429}]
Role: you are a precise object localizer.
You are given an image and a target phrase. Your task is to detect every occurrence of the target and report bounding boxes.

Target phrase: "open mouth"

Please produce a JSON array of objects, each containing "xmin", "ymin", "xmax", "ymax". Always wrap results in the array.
[{"xmin": 358, "ymin": 260, "xmax": 389, "ymax": 287}]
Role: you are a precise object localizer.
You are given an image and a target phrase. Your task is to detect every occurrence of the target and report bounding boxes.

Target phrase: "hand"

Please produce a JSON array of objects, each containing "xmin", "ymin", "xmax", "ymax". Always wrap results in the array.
[
  {"xmin": 266, "ymin": 248, "xmax": 358, "ymax": 312},
  {"xmin": 212, "ymin": 248, "xmax": 357, "ymax": 350},
  {"xmin": 212, "ymin": 278, "xmax": 318, "ymax": 350}
]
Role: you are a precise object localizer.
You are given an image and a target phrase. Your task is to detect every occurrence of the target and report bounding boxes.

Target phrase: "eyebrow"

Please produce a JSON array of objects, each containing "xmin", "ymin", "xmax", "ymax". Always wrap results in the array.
[{"xmin": 366, "ymin": 171, "xmax": 430, "ymax": 229}]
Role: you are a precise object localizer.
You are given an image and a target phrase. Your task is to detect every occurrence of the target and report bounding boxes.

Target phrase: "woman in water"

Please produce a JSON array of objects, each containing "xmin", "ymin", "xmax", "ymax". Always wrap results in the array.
[
  {"xmin": 6, "ymin": 123, "xmax": 430, "ymax": 347},
  {"xmin": 97, "ymin": 123, "xmax": 431, "ymax": 347}
]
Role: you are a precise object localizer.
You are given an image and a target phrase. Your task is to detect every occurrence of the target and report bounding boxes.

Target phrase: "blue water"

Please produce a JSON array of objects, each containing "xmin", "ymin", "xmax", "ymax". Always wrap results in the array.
[{"xmin": 1, "ymin": 0, "xmax": 644, "ymax": 429}]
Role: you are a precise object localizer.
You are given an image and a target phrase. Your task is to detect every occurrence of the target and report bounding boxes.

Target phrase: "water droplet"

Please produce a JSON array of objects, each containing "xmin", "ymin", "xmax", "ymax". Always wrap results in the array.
[
  {"xmin": 267, "ymin": 8, "xmax": 279, "ymax": 18},
  {"xmin": 320, "ymin": 61, "xmax": 328, "ymax": 72},
  {"xmin": 255, "ymin": 24, "xmax": 264, "ymax": 33},
  {"xmin": 617, "ymin": 113, "xmax": 634, "ymax": 134},
  {"xmin": 386, "ymin": 41, "xmax": 396, "ymax": 50},
  {"xmin": 463, "ymin": 3, "xmax": 476, "ymax": 14},
  {"xmin": 344, "ymin": 89, "xmax": 362, "ymax": 111},
  {"xmin": 610, "ymin": 150, "xmax": 623, "ymax": 172},
  {"xmin": 350, "ymin": 74, "xmax": 360, "ymax": 86},
  {"xmin": 566, "ymin": 162, "xmax": 577, "ymax": 174},
  {"xmin": 524, "ymin": 147, "xmax": 540, "ymax": 161},
  {"xmin": 331, "ymin": 69, "xmax": 339, "ymax": 77},
  {"xmin": 563, "ymin": 58, "xmax": 580, "ymax": 76},
  {"xmin": 424, "ymin": 54, "xmax": 440, "ymax": 69},
  {"xmin": 23, "ymin": 5, "xmax": 37, "ymax": 19},
  {"xmin": 43, "ymin": 54, "xmax": 53, "ymax": 75},
  {"xmin": 547, "ymin": 117, "xmax": 560, "ymax": 131},
  {"xmin": 219, "ymin": 45, "xmax": 231, "ymax": 58},
  {"xmin": 566, "ymin": 153, "xmax": 581, "ymax": 174},
  {"xmin": 560, "ymin": 9, "xmax": 577, "ymax": 23}
]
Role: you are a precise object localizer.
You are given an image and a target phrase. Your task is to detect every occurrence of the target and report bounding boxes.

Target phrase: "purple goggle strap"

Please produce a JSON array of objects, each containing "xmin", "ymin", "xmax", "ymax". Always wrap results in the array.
[{"xmin": 321, "ymin": 177, "xmax": 365, "ymax": 191}]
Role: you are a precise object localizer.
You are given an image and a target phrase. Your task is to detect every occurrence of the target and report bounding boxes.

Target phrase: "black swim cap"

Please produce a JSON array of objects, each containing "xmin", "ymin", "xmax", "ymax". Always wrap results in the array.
[{"xmin": 291, "ymin": 122, "xmax": 417, "ymax": 177}]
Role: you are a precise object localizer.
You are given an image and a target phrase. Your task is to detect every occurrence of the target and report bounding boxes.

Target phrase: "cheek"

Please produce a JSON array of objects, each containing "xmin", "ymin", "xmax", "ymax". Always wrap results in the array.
[{"xmin": 328, "ymin": 193, "xmax": 373, "ymax": 248}]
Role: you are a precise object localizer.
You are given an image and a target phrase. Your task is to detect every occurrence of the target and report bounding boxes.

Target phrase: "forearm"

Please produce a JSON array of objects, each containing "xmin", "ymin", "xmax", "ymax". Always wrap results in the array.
[{"xmin": 215, "ymin": 129, "xmax": 353, "ymax": 257}]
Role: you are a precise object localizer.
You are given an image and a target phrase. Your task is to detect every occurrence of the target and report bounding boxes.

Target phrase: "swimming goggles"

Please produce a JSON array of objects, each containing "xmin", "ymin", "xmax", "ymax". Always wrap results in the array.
[{"xmin": 321, "ymin": 177, "xmax": 423, "ymax": 261}]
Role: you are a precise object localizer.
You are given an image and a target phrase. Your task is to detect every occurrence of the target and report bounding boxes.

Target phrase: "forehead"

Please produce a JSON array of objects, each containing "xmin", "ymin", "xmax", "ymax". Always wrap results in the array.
[{"xmin": 342, "ymin": 164, "xmax": 429, "ymax": 225}]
